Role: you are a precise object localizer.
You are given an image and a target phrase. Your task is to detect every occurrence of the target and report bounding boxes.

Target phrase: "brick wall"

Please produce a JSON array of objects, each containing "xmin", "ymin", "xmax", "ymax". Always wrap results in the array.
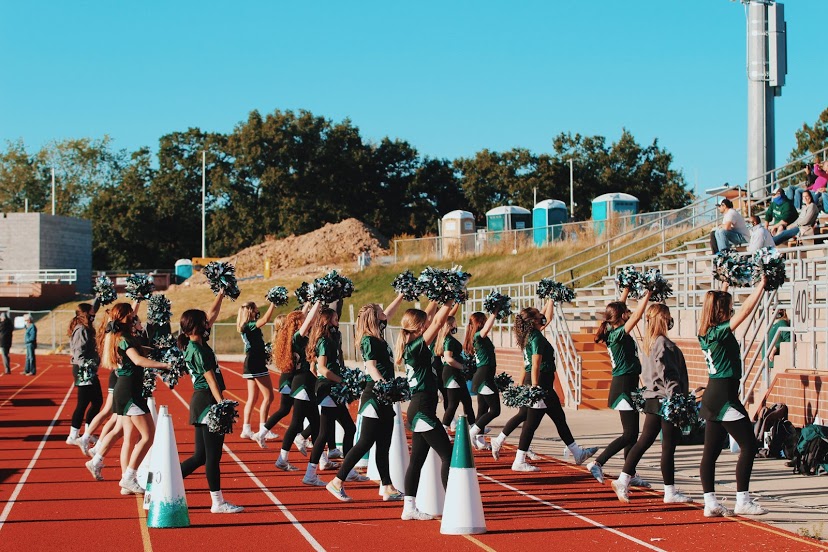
[{"xmin": 763, "ymin": 373, "xmax": 827, "ymax": 427}]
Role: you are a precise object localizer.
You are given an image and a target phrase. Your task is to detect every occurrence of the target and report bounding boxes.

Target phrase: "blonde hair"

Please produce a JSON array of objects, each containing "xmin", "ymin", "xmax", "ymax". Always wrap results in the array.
[
  {"xmin": 356, "ymin": 303, "xmax": 383, "ymax": 343},
  {"xmin": 434, "ymin": 316, "xmax": 456, "ymax": 356},
  {"xmin": 643, "ymin": 303, "xmax": 671, "ymax": 356},
  {"xmin": 236, "ymin": 302, "xmax": 258, "ymax": 332},
  {"xmin": 698, "ymin": 290, "xmax": 732, "ymax": 337},
  {"xmin": 514, "ymin": 308, "xmax": 540, "ymax": 350},
  {"xmin": 96, "ymin": 303, "xmax": 134, "ymax": 370},
  {"xmin": 271, "ymin": 314, "xmax": 286, "ymax": 347},
  {"xmin": 394, "ymin": 309, "xmax": 427, "ymax": 366}
]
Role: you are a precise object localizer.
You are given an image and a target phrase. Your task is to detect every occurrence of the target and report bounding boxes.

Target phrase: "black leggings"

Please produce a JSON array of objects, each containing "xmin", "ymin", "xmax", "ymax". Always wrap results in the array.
[
  {"xmin": 337, "ymin": 413, "xmax": 393, "ymax": 484},
  {"xmin": 404, "ymin": 426, "xmax": 452, "ymax": 496},
  {"xmin": 503, "ymin": 407, "xmax": 527, "ymax": 436},
  {"xmin": 180, "ymin": 425, "xmax": 225, "ymax": 492},
  {"xmin": 71, "ymin": 382, "xmax": 103, "ymax": 429},
  {"xmin": 700, "ymin": 417, "xmax": 757, "ymax": 493},
  {"xmin": 264, "ymin": 394, "xmax": 312, "ymax": 439},
  {"xmin": 596, "ymin": 410, "xmax": 639, "ymax": 465},
  {"xmin": 441, "ymin": 386, "xmax": 476, "ymax": 426},
  {"xmin": 281, "ymin": 399, "xmax": 320, "ymax": 452},
  {"xmin": 310, "ymin": 404, "xmax": 355, "ymax": 464},
  {"xmin": 517, "ymin": 391, "xmax": 575, "ymax": 450},
  {"xmin": 475, "ymin": 393, "xmax": 501, "ymax": 431},
  {"xmin": 622, "ymin": 413, "xmax": 680, "ymax": 485}
]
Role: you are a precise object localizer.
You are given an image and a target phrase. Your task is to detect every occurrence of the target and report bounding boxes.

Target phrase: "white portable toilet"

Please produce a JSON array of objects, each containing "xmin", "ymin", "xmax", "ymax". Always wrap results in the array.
[{"xmin": 441, "ymin": 210, "xmax": 476, "ymax": 257}]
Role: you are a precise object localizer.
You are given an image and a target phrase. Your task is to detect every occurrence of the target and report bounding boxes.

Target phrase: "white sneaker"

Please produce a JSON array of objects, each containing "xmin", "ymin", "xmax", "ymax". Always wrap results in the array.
[
  {"xmin": 572, "ymin": 446, "xmax": 598, "ymax": 466},
  {"xmin": 346, "ymin": 470, "xmax": 370, "ymax": 482},
  {"xmin": 252, "ymin": 431, "xmax": 267, "ymax": 449},
  {"xmin": 275, "ymin": 458, "xmax": 299, "ymax": 471},
  {"xmin": 491, "ymin": 438, "xmax": 503, "ymax": 461},
  {"xmin": 511, "ymin": 461, "xmax": 540, "ymax": 472},
  {"xmin": 483, "ymin": 427, "xmax": 491, "ymax": 435},
  {"xmin": 119, "ymin": 476, "xmax": 145, "ymax": 495},
  {"xmin": 239, "ymin": 428, "xmax": 255, "ymax": 440},
  {"xmin": 294, "ymin": 436, "xmax": 308, "ymax": 456},
  {"xmin": 704, "ymin": 502, "xmax": 734, "ymax": 517},
  {"xmin": 302, "ymin": 474, "xmax": 327, "ymax": 487},
  {"xmin": 211, "ymin": 501, "xmax": 244, "ymax": 514},
  {"xmin": 401, "ymin": 508, "xmax": 433, "ymax": 521},
  {"xmin": 320, "ymin": 458, "xmax": 340, "ymax": 471},
  {"xmin": 78, "ymin": 437, "xmax": 91, "ymax": 457},
  {"xmin": 327, "ymin": 447, "xmax": 343, "ymax": 459},
  {"xmin": 88, "ymin": 434, "xmax": 98, "ymax": 446},
  {"xmin": 119, "ymin": 487, "xmax": 132, "ymax": 495},
  {"xmin": 587, "ymin": 461, "xmax": 604, "ymax": 484},
  {"xmin": 85, "ymin": 459, "xmax": 104, "ymax": 481},
  {"xmin": 526, "ymin": 449, "xmax": 540, "ymax": 461},
  {"xmin": 264, "ymin": 430, "xmax": 279, "ymax": 440},
  {"xmin": 382, "ymin": 488, "xmax": 404, "ymax": 502},
  {"xmin": 629, "ymin": 474, "xmax": 652, "ymax": 488},
  {"xmin": 66, "ymin": 436, "xmax": 79, "ymax": 446},
  {"xmin": 611, "ymin": 480, "xmax": 630, "ymax": 503},
  {"xmin": 734, "ymin": 500, "xmax": 767, "ymax": 516},
  {"xmin": 326, "ymin": 481, "xmax": 352, "ymax": 502},
  {"xmin": 664, "ymin": 490, "xmax": 693, "ymax": 504},
  {"xmin": 473, "ymin": 436, "xmax": 491, "ymax": 451}
]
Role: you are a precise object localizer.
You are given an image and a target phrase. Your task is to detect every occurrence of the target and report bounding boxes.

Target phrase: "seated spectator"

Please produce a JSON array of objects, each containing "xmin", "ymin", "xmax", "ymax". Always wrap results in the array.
[
  {"xmin": 765, "ymin": 185, "xmax": 798, "ymax": 235},
  {"xmin": 785, "ymin": 159, "xmax": 828, "ymax": 212},
  {"xmin": 747, "ymin": 215, "xmax": 775, "ymax": 252},
  {"xmin": 772, "ymin": 190, "xmax": 820, "ymax": 245},
  {"xmin": 709, "ymin": 198, "xmax": 749, "ymax": 254}
]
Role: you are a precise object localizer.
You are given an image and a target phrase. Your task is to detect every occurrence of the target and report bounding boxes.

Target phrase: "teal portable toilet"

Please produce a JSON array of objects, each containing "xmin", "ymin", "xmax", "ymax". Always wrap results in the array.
[
  {"xmin": 592, "ymin": 193, "xmax": 639, "ymax": 235},
  {"xmin": 486, "ymin": 206, "xmax": 531, "ymax": 242},
  {"xmin": 175, "ymin": 259, "xmax": 193, "ymax": 284},
  {"xmin": 533, "ymin": 200, "xmax": 569, "ymax": 245}
]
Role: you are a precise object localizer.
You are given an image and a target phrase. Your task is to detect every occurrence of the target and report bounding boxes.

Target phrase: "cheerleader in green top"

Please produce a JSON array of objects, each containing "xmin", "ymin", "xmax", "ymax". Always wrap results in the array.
[
  {"xmin": 236, "ymin": 301, "xmax": 277, "ymax": 442},
  {"xmin": 397, "ymin": 300, "xmax": 455, "ymax": 521},
  {"xmin": 465, "ymin": 311, "xmax": 498, "ymax": 450},
  {"xmin": 588, "ymin": 288, "xmax": 651, "ymax": 485},
  {"xmin": 438, "ymin": 315, "xmax": 476, "ymax": 431},
  {"xmin": 326, "ymin": 294, "xmax": 407, "ymax": 502},
  {"xmin": 697, "ymin": 278, "xmax": 768, "ymax": 517},
  {"xmin": 83, "ymin": 303, "xmax": 171, "ymax": 495}
]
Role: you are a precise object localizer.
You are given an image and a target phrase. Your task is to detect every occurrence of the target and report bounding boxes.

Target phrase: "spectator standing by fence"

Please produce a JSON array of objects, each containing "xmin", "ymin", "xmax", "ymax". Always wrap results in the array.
[
  {"xmin": 23, "ymin": 314, "xmax": 36, "ymax": 376},
  {"xmin": 0, "ymin": 312, "xmax": 12, "ymax": 374}
]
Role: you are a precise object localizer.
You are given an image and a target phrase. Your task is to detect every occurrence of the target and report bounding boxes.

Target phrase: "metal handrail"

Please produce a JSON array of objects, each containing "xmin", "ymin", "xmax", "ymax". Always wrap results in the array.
[
  {"xmin": 550, "ymin": 302, "xmax": 581, "ymax": 406},
  {"xmin": 746, "ymin": 145, "xmax": 828, "ymax": 197}
]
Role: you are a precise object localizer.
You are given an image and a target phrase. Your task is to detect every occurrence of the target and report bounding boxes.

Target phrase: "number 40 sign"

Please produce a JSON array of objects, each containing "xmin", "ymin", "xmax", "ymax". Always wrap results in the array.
[{"xmin": 793, "ymin": 280, "xmax": 810, "ymax": 327}]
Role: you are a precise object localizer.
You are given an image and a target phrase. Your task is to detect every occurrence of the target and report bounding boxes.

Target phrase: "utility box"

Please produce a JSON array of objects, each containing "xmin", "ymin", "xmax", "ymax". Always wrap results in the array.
[
  {"xmin": 592, "ymin": 193, "xmax": 639, "ymax": 235},
  {"xmin": 533, "ymin": 199, "xmax": 568, "ymax": 245},
  {"xmin": 440, "ymin": 210, "xmax": 476, "ymax": 257}
]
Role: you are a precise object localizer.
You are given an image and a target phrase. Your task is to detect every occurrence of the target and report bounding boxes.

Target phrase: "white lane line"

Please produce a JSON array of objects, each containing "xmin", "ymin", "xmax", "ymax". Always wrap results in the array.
[
  {"xmin": 0, "ymin": 384, "xmax": 74, "ymax": 531},
  {"xmin": 478, "ymin": 473, "xmax": 667, "ymax": 552},
  {"xmin": 168, "ymin": 388, "xmax": 325, "ymax": 552}
]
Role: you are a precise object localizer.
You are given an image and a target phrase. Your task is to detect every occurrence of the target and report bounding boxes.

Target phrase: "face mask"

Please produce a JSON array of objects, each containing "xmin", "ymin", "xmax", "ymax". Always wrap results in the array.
[
  {"xmin": 254, "ymin": 312, "xmax": 260, "ymax": 321},
  {"xmin": 379, "ymin": 320, "xmax": 388, "ymax": 333},
  {"xmin": 667, "ymin": 318, "xmax": 674, "ymax": 331},
  {"xmin": 773, "ymin": 195, "xmax": 784, "ymax": 204},
  {"xmin": 203, "ymin": 327, "xmax": 211, "ymax": 341},
  {"xmin": 540, "ymin": 316, "xmax": 547, "ymax": 326},
  {"xmin": 450, "ymin": 327, "xmax": 458, "ymax": 335},
  {"xmin": 330, "ymin": 326, "xmax": 339, "ymax": 335}
]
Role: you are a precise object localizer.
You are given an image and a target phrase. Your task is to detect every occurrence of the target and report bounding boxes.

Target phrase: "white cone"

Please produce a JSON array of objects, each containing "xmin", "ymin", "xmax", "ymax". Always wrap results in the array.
[
  {"xmin": 137, "ymin": 398, "xmax": 158, "ymax": 489},
  {"xmin": 142, "ymin": 402, "xmax": 165, "ymax": 509},
  {"xmin": 147, "ymin": 413, "xmax": 189, "ymax": 528},
  {"xmin": 441, "ymin": 415, "xmax": 486, "ymax": 535},
  {"xmin": 416, "ymin": 448, "xmax": 445, "ymax": 516},
  {"xmin": 388, "ymin": 402, "xmax": 409, "ymax": 493}
]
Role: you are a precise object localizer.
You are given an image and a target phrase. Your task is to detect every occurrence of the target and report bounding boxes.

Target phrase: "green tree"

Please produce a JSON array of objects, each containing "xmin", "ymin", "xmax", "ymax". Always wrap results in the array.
[
  {"xmin": 780, "ymin": 107, "xmax": 828, "ymax": 182},
  {"xmin": 0, "ymin": 140, "xmax": 48, "ymax": 212}
]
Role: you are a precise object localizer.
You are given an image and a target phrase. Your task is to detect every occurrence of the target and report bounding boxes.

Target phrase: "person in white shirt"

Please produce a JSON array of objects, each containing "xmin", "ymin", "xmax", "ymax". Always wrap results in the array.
[
  {"xmin": 747, "ymin": 215, "xmax": 775, "ymax": 253},
  {"xmin": 710, "ymin": 198, "xmax": 750, "ymax": 254}
]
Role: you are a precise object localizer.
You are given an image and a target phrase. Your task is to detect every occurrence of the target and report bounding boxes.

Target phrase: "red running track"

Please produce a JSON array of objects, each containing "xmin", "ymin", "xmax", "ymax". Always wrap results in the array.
[{"xmin": 0, "ymin": 354, "xmax": 822, "ymax": 552}]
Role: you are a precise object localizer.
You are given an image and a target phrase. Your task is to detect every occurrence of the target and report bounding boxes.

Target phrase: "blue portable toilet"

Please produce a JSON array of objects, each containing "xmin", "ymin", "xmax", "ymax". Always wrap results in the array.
[
  {"xmin": 486, "ymin": 206, "xmax": 531, "ymax": 242},
  {"xmin": 592, "ymin": 193, "xmax": 639, "ymax": 235},
  {"xmin": 533, "ymin": 200, "xmax": 569, "ymax": 245},
  {"xmin": 175, "ymin": 259, "xmax": 193, "ymax": 284}
]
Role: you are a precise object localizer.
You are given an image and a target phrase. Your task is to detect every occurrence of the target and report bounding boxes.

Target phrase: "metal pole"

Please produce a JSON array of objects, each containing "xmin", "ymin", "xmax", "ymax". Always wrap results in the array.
[
  {"xmin": 202, "ymin": 151, "xmax": 206, "ymax": 258},
  {"xmin": 569, "ymin": 159, "xmax": 574, "ymax": 218},
  {"xmin": 24, "ymin": 198, "xmax": 28, "ymax": 213},
  {"xmin": 747, "ymin": 0, "xmax": 769, "ymax": 198},
  {"xmin": 51, "ymin": 168, "xmax": 56, "ymax": 215}
]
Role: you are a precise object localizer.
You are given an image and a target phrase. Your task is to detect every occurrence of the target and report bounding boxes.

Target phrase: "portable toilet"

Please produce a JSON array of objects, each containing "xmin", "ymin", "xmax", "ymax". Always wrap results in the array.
[
  {"xmin": 591, "ymin": 193, "xmax": 639, "ymax": 235},
  {"xmin": 441, "ymin": 210, "xmax": 476, "ymax": 257},
  {"xmin": 174, "ymin": 259, "xmax": 194, "ymax": 284},
  {"xmin": 533, "ymin": 200, "xmax": 569, "ymax": 246},
  {"xmin": 486, "ymin": 206, "xmax": 531, "ymax": 242}
]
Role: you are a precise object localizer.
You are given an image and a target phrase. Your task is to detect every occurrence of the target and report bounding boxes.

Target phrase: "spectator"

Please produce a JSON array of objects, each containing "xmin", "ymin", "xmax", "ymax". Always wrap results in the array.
[
  {"xmin": 765, "ymin": 309, "xmax": 790, "ymax": 369},
  {"xmin": 0, "ymin": 312, "xmax": 12, "ymax": 375},
  {"xmin": 747, "ymin": 215, "xmax": 775, "ymax": 253},
  {"xmin": 710, "ymin": 198, "xmax": 749, "ymax": 254},
  {"xmin": 785, "ymin": 160, "xmax": 828, "ymax": 212},
  {"xmin": 23, "ymin": 314, "xmax": 37, "ymax": 376},
  {"xmin": 773, "ymin": 190, "xmax": 820, "ymax": 246},
  {"xmin": 764, "ymin": 185, "xmax": 798, "ymax": 235}
]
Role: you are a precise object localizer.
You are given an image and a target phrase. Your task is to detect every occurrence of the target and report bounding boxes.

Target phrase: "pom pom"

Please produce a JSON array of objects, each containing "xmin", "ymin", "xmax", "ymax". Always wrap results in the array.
[
  {"xmin": 142, "ymin": 368, "xmax": 157, "ymax": 398},
  {"xmin": 294, "ymin": 282, "xmax": 310, "ymax": 305},
  {"xmin": 615, "ymin": 267, "xmax": 644, "ymax": 295},
  {"xmin": 751, "ymin": 247, "xmax": 786, "ymax": 291},
  {"xmin": 125, "ymin": 273, "xmax": 155, "ymax": 302},
  {"xmin": 460, "ymin": 351, "xmax": 477, "ymax": 381},
  {"xmin": 264, "ymin": 342, "xmax": 273, "ymax": 367},
  {"xmin": 78, "ymin": 358, "xmax": 98, "ymax": 384},
  {"xmin": 329, "ymin": 367, "xmax": 366, "ymax": 405},
  {"xmin": 308, "ymin": 270, "xmax": 355, "ymax": 304},
  {"xmin": 537, "ymin": 278, "xmax": 576, "ymax": 303},
  {"xmin": 203, "ymin": 262, "xmax": 241, "ymax": 300},
  {"xmin": 494, "ymin": 372, "xmax": 514, "ymax": 392},
  {"xmin": 265, "ymin": 286, "xmax": 289, "ymax": 306},
  {"xmin": 631, "ymin": 386, "xmax": 647, "ymax": 412},
  {"xmin": 502, "ymin": 384, "xmax": 547, "ymax": 408},
  {"xmin": 146, "ymin": 295, "xmax": 172, "ymax": 325},
  {"xmin": 373, "ymin": 376, "xmax": 412, "ymax": 405},
  {"xmin": 483, "ymin": 291, "xmax": 512, "ymax": 320},
  {"xmin": 159, "ymin": 347, "xmax": 189, "ymax": 390},
  {"xmin": 391, "ymin": 270, "xmax": 420, "ymax": 301},
  {"xmin": 640, "ymin": 269, "xmax": 673, "ymax": 303},
  {"xmin": 93, "ymin": 275, "xmax": 117, "ymax": 305},
  {"xmin": 712, "ymin": 249, "xmax": 753, "ymax": 287},
  {"xmin": 416, "ymin": 266, "xmax": 471, "ymax": 304},
  {"xmin": 206, "ymin": 399, "xmax": 239, "ymax": 434},
  {"xmin": 660, "ymin": 392, "xmax": 699, "ymax": 428}
]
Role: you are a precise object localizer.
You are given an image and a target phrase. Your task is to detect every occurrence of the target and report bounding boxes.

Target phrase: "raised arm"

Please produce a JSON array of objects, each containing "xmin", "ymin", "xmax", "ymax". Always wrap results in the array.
[
  {"xmin": 448, "ymin": 303, "xmax": 460, "ymax": 318},
  {"xmin": 423, "ymin": 301, "xmax": 454, "ymax": 347},
  {"xmin": 479, "ymin": 312, "xmax": 497, "ymax": 339},
  {"xmin": 299, "ymin": 301, "xmax": 322, "ymax": 337},
  {"xmin": 206, "ymin": 290, "xmax": 225, "ymax": 328},
  {"xmin": 540, "ymin": 299, "xmax": 554, "ymax": 330},
  {"xmin": 382, "ymin": 293, "xmax": 405, "ymax": 320},
  {"xmin": 256, "ymin": 302, "xmax": 276, "ymax": 329},
  {"xmin": 730, "ymin": 277, "xmax": 767, "ymax": 332},
  {"xmin": 619, "ymin": 287, "xmax": 630, "ymax": 304},
  {"xmin": 624, "ymin": 290, "xmax": 651, "ymax": 334}
]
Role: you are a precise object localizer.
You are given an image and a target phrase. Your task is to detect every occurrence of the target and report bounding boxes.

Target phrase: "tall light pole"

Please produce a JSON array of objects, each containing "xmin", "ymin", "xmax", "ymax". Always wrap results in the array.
[
  {"xmin": 51, "ymin": 168, "xmax": 56, "ymax": 215},
  {"xmin": 202, "ymin": 151, "xmax": 206, "ymax": 258},
  {"xmin": 568, "ymin": 158, "xmax": 575, "ymax": 219}
]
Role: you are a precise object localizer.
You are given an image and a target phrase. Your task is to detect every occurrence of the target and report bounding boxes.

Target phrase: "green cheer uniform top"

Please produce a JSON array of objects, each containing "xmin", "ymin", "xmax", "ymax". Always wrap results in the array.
[
  {"xmin": 698, "ymin": 322, "xmax": 748, "ymax": 422},
  {"xmin": 112, "ymin": 336, "xmax": 149, "ymax": 416},
  {"xmin": 605, "ymin": 325, "xmax": 642, "ymax": 410},
  {"xmin": 241, "ymin": 321, "xmax": 268, "ymax": 379},
  {"xmin": 405, "ymin": 336, "xmax": 440, "ymax": 432},
  {"xmin": 471, "ymin": 331, "xmax": 497, "ymax": 395},
  {"xmin": 441, "ymin": 335, "xmax": 465, "ymax": 389},
  {"xmin": 186, "ymin": 338, "xmax": 226, "ymax": 425},
  {"xmin": 290, "ymin": 331, "xmax": 315, "ymax": 401},
  {"xmin": 359, "ymin": 335, "xmax": 395, "ymax": 419},
  {"xmin": 523, "ymin": 329, "xmax": 555, "ymax": 407},
  {"xmin": 314, "ymin": 335, "xmax": 342, "ymax": 407}
]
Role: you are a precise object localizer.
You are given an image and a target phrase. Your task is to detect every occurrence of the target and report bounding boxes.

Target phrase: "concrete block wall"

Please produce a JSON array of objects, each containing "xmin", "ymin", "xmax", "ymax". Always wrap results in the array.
[{"xmin": 0, "ymin": 212, "xmax": 41, "ymax": 271}]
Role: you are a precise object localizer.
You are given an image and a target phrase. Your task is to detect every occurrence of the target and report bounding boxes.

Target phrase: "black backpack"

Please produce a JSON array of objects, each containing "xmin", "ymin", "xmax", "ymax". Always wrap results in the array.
[
  {"xmin": 761, "ymin": 419, "xmax": 798, "ymax": 459},
  {"xmin": 791, "ymin": 424, "xmax": 828, "ymax": 475}
]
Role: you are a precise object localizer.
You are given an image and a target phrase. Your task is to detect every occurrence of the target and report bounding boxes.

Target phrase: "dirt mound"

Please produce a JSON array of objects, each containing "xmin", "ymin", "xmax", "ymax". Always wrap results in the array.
[{"xmin": 194, "ymin": 218, "xmax": 389, "ymax": 280}]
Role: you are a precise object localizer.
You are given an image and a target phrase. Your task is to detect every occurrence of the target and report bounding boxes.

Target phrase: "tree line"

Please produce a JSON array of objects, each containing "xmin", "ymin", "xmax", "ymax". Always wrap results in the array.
[{"xmin": 0, "ymin": 108, "xmax": 699, "ymax": 270}]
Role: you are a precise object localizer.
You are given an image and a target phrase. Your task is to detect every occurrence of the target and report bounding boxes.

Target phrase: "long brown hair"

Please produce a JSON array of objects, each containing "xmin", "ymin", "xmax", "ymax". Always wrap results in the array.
[
  {"xmin": 306, "ymin": 308, "xmax": 338, "ymax": 364},
  {"xmin": 514, "ymin": 308, "xmax": 540, "ymax": 350},
  {"xmin": 643, "ymin": 303, "xmax": 671, "ymax": 356},
  {"xmin": 595, "ymin": 302, "xmax": 628, "ymax": 344},
  {"xmin": 177, "ymin": 309, "xmax": 208, "ymax": 350},
  {"xmin": 434, "ymin": 316, "xmax": 456, "ymax": 356},
  {"xmin": 394, "ymin": 309, "xmax": 427, "ymax": 366},
  {"xmin": 698, "ymin": 290, "xmax": 732, "ymax": 337},
  {"xmin": 356, "ymin": 303, "xmax": 383, "ymax": 343},
  {"xmin": 68, "ymin": 303, "xmax": 95, "ymax": 338},
  {"xmin": 275, "ymin": 311, "xmax": 304, "ymax": 372},
  {"xmin": 96, "ymin": 303, "xmax": 134, "ymax": 370},
  {"xmin": 464, "ymin": 312, "xmax": 487, "ymax": 355}
]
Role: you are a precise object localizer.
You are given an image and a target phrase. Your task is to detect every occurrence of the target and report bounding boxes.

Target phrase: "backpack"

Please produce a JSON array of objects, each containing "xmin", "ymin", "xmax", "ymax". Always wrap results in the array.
[
  {"xmin": 762, "ymin": 419, "xmax": 798, "ymax": 459},
  {"xmin": 753, "ymin": 403, "xmax": 788, "ymax": 456},
  {"xmin": 792, "ymin": 424, "xmax": 828, "ymax": 475}
]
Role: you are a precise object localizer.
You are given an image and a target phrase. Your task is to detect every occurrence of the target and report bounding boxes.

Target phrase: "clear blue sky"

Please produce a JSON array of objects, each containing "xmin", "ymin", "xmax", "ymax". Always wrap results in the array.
[{"xmin": 2, "ymin": 1, "xmax": 826, "ymax": 197}]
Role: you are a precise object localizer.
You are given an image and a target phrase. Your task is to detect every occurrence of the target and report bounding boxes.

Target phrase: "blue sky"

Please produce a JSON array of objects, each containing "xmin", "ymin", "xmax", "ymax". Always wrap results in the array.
[{"xmin": 2, "ymin": 1, "xmax": 826, "ymax": 197}]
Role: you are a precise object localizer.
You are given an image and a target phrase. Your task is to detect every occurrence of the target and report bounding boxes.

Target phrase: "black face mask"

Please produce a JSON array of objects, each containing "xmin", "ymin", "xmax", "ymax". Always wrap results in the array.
[
  {"xmin": 330, "ymin": 326, "xmax": 339, "ymax": 335},
  {"xmin": 540, "ymin": 316, "xmax": 547, "ymax": 326},
  {"xmin": 450, "ymin": 327, "xmax": 458, "ymax": 335},
  {"xmin": 379, "ymin": 320, "xmax": 388, "ymax": 333},
  {"xmin": 203, "ymin": 327, "xmax": 211, "ymax": 341},
  {"xmin": 667, "ymin": 318, "xmax": 674, "ymax": 331}
]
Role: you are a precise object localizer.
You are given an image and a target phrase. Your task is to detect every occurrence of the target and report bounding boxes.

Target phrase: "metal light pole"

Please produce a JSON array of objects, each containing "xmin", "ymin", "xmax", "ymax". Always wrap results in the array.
[
  {"xmin": 202, "ymin": 151, "xmax": 206, "ymax": 258},
  {"xmin": 51, "ymin": 168, "xmax": 56, "ymax": 215},
  {"xmin": 569, "ymin": 158, "xmax": 575, "ymax": 218}
]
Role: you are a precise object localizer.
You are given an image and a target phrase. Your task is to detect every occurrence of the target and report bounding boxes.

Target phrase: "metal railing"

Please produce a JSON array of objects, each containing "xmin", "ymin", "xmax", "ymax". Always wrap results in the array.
[
  {"xmin": 550, "ymin": 302, "xmax": 581, "ymax": 406},
  {"xmin": 0, "ymin": 269, "xmax": 77, "ymax": 284}
]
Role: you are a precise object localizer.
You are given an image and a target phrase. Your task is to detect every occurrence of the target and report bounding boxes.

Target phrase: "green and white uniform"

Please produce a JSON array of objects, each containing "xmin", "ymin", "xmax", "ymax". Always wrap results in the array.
[
  {"xmin": 290, "ymin": 331, "xmax": 315, "ymax": 402},
  {"xmin": 112, "ymin": 337, "xmax": 149, "ymax": 416},
  {"xmin": 314, "ymin": 335, "xmax": 341, "ymax": 408},
  {"xmin": 240, "ymin": 321, "xmax": 268, "ymax": 379},
  {"xmin": 698, "ymin": 322, "xmax": 748, "ymax": 422},
  {"xmin": 359, "ymin": 335, "xmax": 394, "ymax": 419},
  {"xmin": 523, "ymin": 329, "xmax": 556, "ymax": 409},
  {"xmin": 605, "ymin": 325, "xmax": 641, "ymax": 411},
  {"xmin": 405, "ymin": 336, "xmax": 440, "ymax": 432},
  {"xmin": 185, "ymin": 339, "xmax": 226, "ymax": 425},
  {"xmin": 471, "ymin": 331, "xmax": 497, "ymax": 395},
  {"xmin": 441, "ymin": 335, "xmax": 464, "ymax": 389}
]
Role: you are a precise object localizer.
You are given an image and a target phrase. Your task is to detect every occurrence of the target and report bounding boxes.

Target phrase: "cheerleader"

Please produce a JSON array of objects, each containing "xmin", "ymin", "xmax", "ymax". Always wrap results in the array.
[
  {"xmin": 274, "ymin": 302, "xmax": 322, "ymax": 471},
  {"xmin": 610, "ymin": 304, "xmax": 692, "ymax": 503},
  {"xmin": 697, "ymin": 280, "xmax": 767, "ymax": 517},
  {"xmin": 178, "ymin": 291, "xmax": 243, "ymax": 513},
  {"xmin": 587, "ymin": 288, "xmax": 651, "ymax": 486},
  {"xmin": 84, "ymin": 303, "xmax": 170, "ymax": 494},
  {"xmin": 66, "ymin": 303, "xmax": 103, "ymax": 450},
  {"xmin": 438, "ymin": 315, "xmax": 476, "ymax": 432},
  {"xmin": 326, "ymin": 296, "xmax": 406, "ymax": 502},
  {"xmin": 398, "ymin": 301, "xmax": 455, "ymax": 521},
  {"xmin": 301, "ymin": 307, "xmax": 360, "ymax": 486},
  {"xmin": 499, "ymin": 304, "xmax": 596, "ymax": 472},
  {"xmin": 83, "ymin": 369, "xmax": 118, "ymax": 457},
  {"xmin": 237, "ymin": 301, "xmax": 277, "ymax": 442},
  {"xmin": 465, "ymin": 312, "xmax": 498, "ymax": 450}
]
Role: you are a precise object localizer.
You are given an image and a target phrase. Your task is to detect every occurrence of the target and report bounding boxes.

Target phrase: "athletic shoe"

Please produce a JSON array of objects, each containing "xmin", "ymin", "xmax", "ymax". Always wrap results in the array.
[
  {"xmin": 734, "ymin": 500, "xmax": 767, "ymax": 516},
  {"xmin": 664, "ymin": 490, "xmax": 693, "ymax": 504},
  {"xmin": 320, "ymin": 458, "xmax": 340, "ymax": 471},
  {"xmin": 119, "ymin": 476, "xmax": 145, "ymax": 495},
  {"xmin": 511, "ymin": 461, "xmax": 540, "ymax": 472},
  {"xmin": 294, "ymin": 436, "xmax": 308, "ymax": 456},
  {"xmin": 66, "ymin": 436, "xmax": 79, "ymax": 446},
  {"xmin": 119, "ymin": 487, "xmax": 132, "ymax": 495},
  {"xmin": 253, "ymin": 431, "xmax": 267, "ymax": 449},
  {"xmin": 491, "ymin": 438, "xmax": 503, "ymax": 461},
  {"xmin": 483, "ymin": 427, "xmax": 491, "ymax": 435},
  {"xmin": 611, "ymin": 480, "xmax": 630, "ymax": 503},
  {"xmin": 629, "ymin": 474, "xmax": 652, "ymax": 488},
  {"xmin": 382, "ymin": 488, "xmax": 405, "ymax": 502},
  {"xmin": 526, "ymin": 449, "xmax": 540, "ymax": 461},
  {"xmin": 78, "ymin": 437, "xmax": 91, "ymax": 457},
  {"xmin": 326, "ymin": 481, "xmax": 352, "ymax": 502},
  {"xmin": 264, "ymin": 430, "xmax": 280, "ymax": 440},
  {"xmin": 239, "ymin": 428, "xmax": 255, "ymax": 440},
  {"xmin": 302, "ymin": 474, "xmax": 327, "ymax": 487},
  {"xmin": 327, "ymin": 447, "xmax": 343, "ymax": 459},
  {"xmin": 87, "ymin": 445, "xmax": 99, "ymax": 458},
  {"xmin": 473, "ymin": 436, "xmax": 491, "ymax": 451},
  {"xmin": 572, "ymin": 446, "xmax": 598, "ymax": 466},
  {"xmin": 275, "ymin": 458, "xmax": 299, "ymax": 471},
  {"xmin": 85, "ymin": 459, "xmax": 104, "ymax": 481},
  {"xmin": 401, "ymin": 508, "xmax": 433, "ymax": 521},
  {"xmin": 346, "ymin": 470, "xmax": 370, "ymax": 482},
  {"xmin": 587, "ymin": 461, "xmax": 604, "ymax": 484},
  {"xmin": 88, "ymin": 435, "xmax": 98, "ymax": 446},
  {"xmin": 211, "ymin": 501, "xmax": 244, "ymax": 514},
  {"xmin": 704, "ymin": 503, "xmax": 734, "ymax": 518}
]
